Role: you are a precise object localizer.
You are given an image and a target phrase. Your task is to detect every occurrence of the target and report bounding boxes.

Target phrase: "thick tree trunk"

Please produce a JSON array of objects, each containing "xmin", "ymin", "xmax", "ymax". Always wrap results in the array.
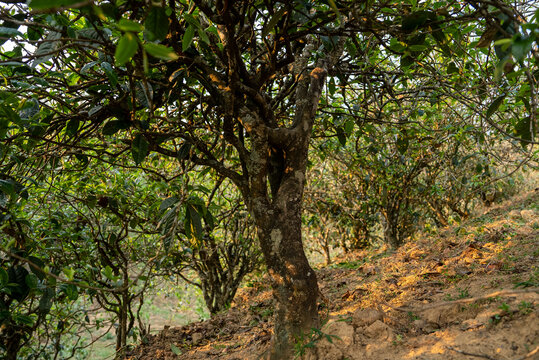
[
  {"xmin": 382, "ymin": 211, "xmax": 402, "ymax": 249},
  {"xmin": 4, "ymin": 328, "xmax": 21, "ymax": 360},
  {"xmin": 255, "ymin": 183, "xmax": 319, "ymax": 360},
  {"xmin": 236, "ymin": 42, "xmax": 342, "ymax": 358},
  {"xmin": 245, "ymin": 117, "xmax": 320, "ymax": 358},
  {"xmin": 116, "ymin": 292, "xmax": 128, "ymax": 358}
]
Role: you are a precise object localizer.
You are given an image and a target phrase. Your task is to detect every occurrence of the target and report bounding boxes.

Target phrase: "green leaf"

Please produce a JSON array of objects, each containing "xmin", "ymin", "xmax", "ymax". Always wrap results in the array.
[
  {"xmin": 203, "ymin": 209, "xmax": 215, "ymax": 230},
  {"xmin": 402, "ymin": 11, "xmax": 430, "ymax": 32},
  {"xmin": 447, "ymin": 62, "xmax": 459, "ymax": 74},
  {"xmin": 400, "ymin": 55, "xmax": 414, "ymax": 68},
  {"xmin": 183, "ymin": 208, "xmax": 192, "ymax": 239},
  {"xmin": 186, "ymin": 204, "xmax": 203, "ymax": 241},
  {"xmin": 430, "ymin": 23, "xmax": 448, "ymax": 44},
  {"xmin": 62, "ymin": 267, "xmax": 75, "ymax": 281},
  {"xmin": 29, "ymin": 0, "xmax": 80, "ymax": 9},
  {"xmin": 75, "ymin": 154, "xmax": 88, "ymax": 166},
  {"xmin": 143, "ymin": 43, "xmax": 179, "ymax": 61},
  {"xmin": 145, "ymin": 7, "xmax": 169, "ymax": 41},
  {"xmin": 494, "ymin": 58, "xmax": 508, "ymax": 82},
  {"xmin": 475, "ymin": 163, "xmax": 483, "ymax": 173},
  {"xmin": 131, "ymin": 133, "xmax": 149, "ymax": 164},
  {"xmin": 177, "ymin": 142, "xmax": 192, "ymax": 160},
  {"xmin": 327, "ymin": 0, "xmax": 342, "ymax": 21},
  {"xmin": 326, "ymin": 334, "xmax": 334, "ymax": 343},
  {"xmin": 0, "ymin": 180, "xmax": 13, "ymax": 197},
  {"xmin": 511, "ymin": 36, "xmax": 534, "ymax": 62},
  {"xmin": 197, "ymin": 28, "xmax": 210, "ymax": 44},
  {"xmin": 0, "ymin": 268, "xmax": 8, "ymax": 286},
  {"xmin": 344, "ymin": 119, "xmax": 354, "ymax": 135},
  {"xmin": 8, "ymin": 266, "xmax": 29, "ymax": 302},
  {"xmin": 389, "ymin": 38, "xmax": 406, "ymax": 53},
  {"xmin": 27, "ymin": 256, "xmax": 45, "ymax": 280},
  {"xmin": 80, "ymin": 61, "xmax": 98, "ymax": 75},
  {"xmin": 102, "ymin": 120, "xmax": 122, "ymax": 135},
  {"xmin": 493, "ymin": 38, "xmax": 512, "ymax": 47},
  {"xmin": 39, "ymin": 287, "xmax": 54, "ymax": 314},
  {"xmin": 14, "ymin": 314, "xmax": 35, "ymax": 326},
  {"xmin": 182, "ymin": 25, "xmax": 195, "ymax": 52},
  {"xmin": 65, "ymin": 118, "xmax": 79, "ymax": 137},
  {"xmin": 0, "ymin": 61, "xmax": 26, "ymax": 67},
  {"xmin": 115, "ymin": 33, "xmax": 139, "ymax": 66},
  {"xmin": 63, "ymin": 284, "xmax": 78, "ymax": 301},
  {"xmin": 160, "ymin": 196, "xmax": 180, "ymax": 212},
  {"xmin": 262, "ymin": 7, "xmax": 286, "ymax": 38},
  {"xmin": 336, "ymin": 127, "xmax": 346, "ymax": 147},
  {"xmin": 88, "ymin": 105, "xmax": 102, "ymax": 117},
  {"xmin": 396, "ymin": 134, "xmax": 409, "ymax": 154},
  {"xmin": 101, "ymin": 62, "xmax": 118, "ymax": 87},
  {"xmin": 27, "ymin": 26, "xmax": 43, "ymax": 41},
  {"xmin": 170, "ymin": 344, "xmax": 182, "ymax": 355},
  {"xmin": 486, "ymin": 95, "xmax": 506, "ymax": 119},
  {"xmin": 25, "ymin": 274, "xmax": 38, "ymax": 289},
  {"xmin": 514, "ymin": 116, "xmax": 535, "ymax": 149},
  {"xmin": 102, "ymin": 266, "xmax": 115, "ymax": 281},
  {"xmin": 183, "ymin": 14, "xmax": 201, "ymax": 29},
  {"xmin": 409, "ymin": 44, "xmax": 428, "ymax": 52},
  {"xmin": 117, "ymin": 19, "xmax": 144, "ymax": 33},
  {"xmin": 0, "ymin": 27, "xmax": 23, "ymax": 37},
  {"xmin": 0, "ymin": 104, "xmax": 21, "ymax": 124}
]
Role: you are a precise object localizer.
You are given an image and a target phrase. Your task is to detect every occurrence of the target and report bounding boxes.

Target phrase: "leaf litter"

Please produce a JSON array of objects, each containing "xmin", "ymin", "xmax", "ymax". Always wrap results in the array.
[{"xmin": 126, "ymin": 190, "xmax": 538, "ymax": 360}]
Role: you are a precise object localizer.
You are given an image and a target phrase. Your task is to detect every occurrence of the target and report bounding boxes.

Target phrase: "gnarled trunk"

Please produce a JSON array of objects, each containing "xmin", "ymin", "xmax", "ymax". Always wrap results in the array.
[
  {"xmin": 253, "ymin": 170, "xmax": 319, "ymax": 360},
  {"xmin": 235, "ymin": 43, "xmax": 342, "ymax": 358},
  {"xmin": 258, "ymin": 220, "xmax": 319, "ymax": 359},
  {"xmin": 244, "ymin": 109, "xmax": 320, "ymax": 358},
  {"xmin": 382, "ymin": 207, "xmax": 404, "ymax": 249}
]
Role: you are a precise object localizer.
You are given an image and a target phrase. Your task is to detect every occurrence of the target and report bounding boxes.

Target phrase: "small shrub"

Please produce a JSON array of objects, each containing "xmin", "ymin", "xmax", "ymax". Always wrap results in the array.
[
  {"xmin": 457, "ymin": 287, "xmax": 470, "ymax": 299},
  {"xmin": 518, "ymin": 301, "xmax": 533, "ymax": 315},
  {"xmin": 294, "ymin": 327, "xmax": 339, "ymax": 358},
  {"xmin": 407, "ymin": 312, "xmax": 420, "ymax": 321}
]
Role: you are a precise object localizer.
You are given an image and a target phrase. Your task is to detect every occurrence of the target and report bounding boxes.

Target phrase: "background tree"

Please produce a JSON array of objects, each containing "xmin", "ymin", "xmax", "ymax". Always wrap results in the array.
[{"xmin": 158, "ymin": 176, "xmax": 261, "ymax": 315}]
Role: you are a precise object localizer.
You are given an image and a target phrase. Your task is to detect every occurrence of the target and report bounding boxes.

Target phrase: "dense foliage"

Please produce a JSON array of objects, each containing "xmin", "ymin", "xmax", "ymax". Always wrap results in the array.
[{"xmin": 0, "ymin": 0, "xmax": 537, "ymax": 358}]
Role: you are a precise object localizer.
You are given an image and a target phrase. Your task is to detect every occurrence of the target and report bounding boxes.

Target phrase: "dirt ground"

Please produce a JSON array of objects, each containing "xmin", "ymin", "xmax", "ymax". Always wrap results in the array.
[{"xmin": 126, "ymin": 190, "xmax": 539, "ymax": 360}]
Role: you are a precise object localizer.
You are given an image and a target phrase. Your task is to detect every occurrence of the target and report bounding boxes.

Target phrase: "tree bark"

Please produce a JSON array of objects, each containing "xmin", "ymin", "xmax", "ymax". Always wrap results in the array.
[
  {"xmin": 253, "ymin": 169, "xmax": 319, "ymax": 360},
  {"xmin": 382, "ymin": 210, "xmax": 402, "ymax": 249},
  {"xmin": 4, "ymin": 328, "xmax": 21, "ymax": 360},
  {"xmin": 218, "ymin": 34, "xmax": 343, "ymax": 357},
  {"xmin": 244, "ymin": 42, "xmax": 343, "ymax": 357}
]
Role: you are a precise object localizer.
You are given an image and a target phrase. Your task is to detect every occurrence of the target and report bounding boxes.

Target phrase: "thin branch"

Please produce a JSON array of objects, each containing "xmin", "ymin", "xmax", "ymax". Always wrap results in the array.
[
  {"xmin": 446, "ymin": 346, "xmax": 499, "ymax": 360},
  {"xmin": 383, "ymin": 288, "xmax": 539, "ymax": 312}
]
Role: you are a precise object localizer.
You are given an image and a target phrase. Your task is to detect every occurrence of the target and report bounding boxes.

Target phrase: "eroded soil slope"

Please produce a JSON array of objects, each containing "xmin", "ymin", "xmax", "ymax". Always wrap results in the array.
[{"xmin": 126, "ymin": 190, "xmax": 539, "ymax": 360}]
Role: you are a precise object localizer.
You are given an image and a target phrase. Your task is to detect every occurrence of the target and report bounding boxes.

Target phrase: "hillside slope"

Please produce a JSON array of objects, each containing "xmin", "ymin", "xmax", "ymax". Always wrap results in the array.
[{"xmin": 126, "ymin": 190, "xmax": 539, "ymax": 360}]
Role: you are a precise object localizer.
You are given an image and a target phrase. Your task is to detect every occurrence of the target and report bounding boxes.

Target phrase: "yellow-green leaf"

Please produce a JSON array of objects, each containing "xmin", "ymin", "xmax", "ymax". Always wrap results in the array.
[
  {"xmin": 115, "ymin": 33, "xmax": 139, "ymax": 66},
  {"xmin": 182, "ymin": 25, "xmax": 195, "ymax": 52},
  {"xmin": 486, "ymin": 95, "xmax": 506, "ymax": 119},
  {"xmin": 143, "ymin": 43, "xmax": 179, "ymax": 61},
  {"xmin": 131, "ymin": 133, "xmax": 149, "ymax": 165},
  {"xmin": 117, "ymin": 18, "xmax": 143, "ymax": 33}
]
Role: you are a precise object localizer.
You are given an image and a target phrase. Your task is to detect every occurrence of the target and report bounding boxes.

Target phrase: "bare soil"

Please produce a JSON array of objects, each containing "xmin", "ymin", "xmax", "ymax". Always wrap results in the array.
[{"xmin": 126, "ymin": 190, "xmax": 539, "ymax": 360}]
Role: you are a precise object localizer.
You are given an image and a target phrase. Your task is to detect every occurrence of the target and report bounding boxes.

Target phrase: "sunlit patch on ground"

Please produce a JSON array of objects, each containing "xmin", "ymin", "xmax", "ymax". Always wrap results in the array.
[{"xmin": 126, "ymin": 190, "xmax": 538, "ymax": 359}]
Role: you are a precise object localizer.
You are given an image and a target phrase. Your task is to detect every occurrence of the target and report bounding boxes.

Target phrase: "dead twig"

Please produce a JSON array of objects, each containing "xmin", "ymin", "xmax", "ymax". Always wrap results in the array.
[
  {"xmin": 515, "ymin": 345, "xmax": 539, "ymax": 360},
  {"xmin": 382, "ymin": 288, "xmax": 538, "ymax": 312},
  {"xmin": 446, "ymin": 346, "xmax": 498, "ymax": 360}
]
